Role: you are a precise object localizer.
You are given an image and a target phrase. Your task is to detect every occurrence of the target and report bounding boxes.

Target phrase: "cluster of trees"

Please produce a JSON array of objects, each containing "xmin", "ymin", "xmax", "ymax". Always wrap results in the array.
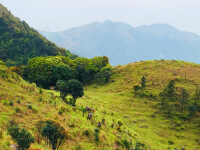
[
  {"xmin": 0, "ymin": 14, "xmax": 76, "ymax": 66},
  {"xmin": 26, "ymin": 55, "xmax": 111, "ymax": 88},
  {"xmin": 7, "ymin": 120, "xmax": 68, "ymax": 150},
  {"xmin": 159, "ymin": 80, "xmax": 200, "ymax": 119}
]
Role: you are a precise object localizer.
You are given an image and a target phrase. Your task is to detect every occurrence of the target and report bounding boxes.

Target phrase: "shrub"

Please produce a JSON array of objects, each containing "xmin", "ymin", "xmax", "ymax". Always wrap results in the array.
[
  {"xmin": 94, "ymin": 129, "xmax": 100, "ymax": 144},
  {"xmin": 15, "ymin": 107, "xmax": 21, "ymax": 113},
  {"xmin": 117, "ymin": 119, "xmax": 123, "ymax": 131},
  {"xmin": 28, "ymin": 104, "xmax": 32, "ymax": 109},
  {"xmin": 58, "ymin": 110, "xmax": 63, "ymax": 115},
  {"xmin": 17, "ymin": 100, "xmax": 21, "ymax": 104},
  {"xmin": 41, "ymin": 120, "xmax": 68, "ymax": 150},
  {"xmin": 122, "ymin": 139, "xmax": 132, "ymax": 149},
  {"xmin": 7, "ymin": 125, "xmax": 34, "ymax": 150},
  {"xmin": 39, "ymin": 97, "xmax": 43, "ymax": 102},
  {"xmin": 9, "ymin": 101, "xmax": 13, "ymax": 106}
]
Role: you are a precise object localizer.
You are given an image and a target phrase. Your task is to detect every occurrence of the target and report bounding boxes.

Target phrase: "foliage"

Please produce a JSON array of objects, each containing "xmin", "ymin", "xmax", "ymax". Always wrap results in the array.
[
  {"xmin": 7, "ymin": 123, "xmax": 34, "ymax": 150},
  {"xmin": 160, "ymin": 80, "xmax": 175, "ymax": 99},
  {"xmin": 56, "ymin": 80, "xmax": 68, "ymax": 101},
  {"xmin": 41, "ymin": 120, "xmax": 68, "ymax": 150},
  {"xmin": 141, "ymin": 76, "xmax": 146, "ymax": 91},
  {"xmin": 117, "ymin": 119, "xmax": 123, "ymax": 130},
  {"xmin": 27, "ymin": 55, "xmax": 111, "ymax": 88},
  {"xmin": 0, "ymin": 7, "xmax": 75, "ymax": 66},
  {"xmin": 133, "ymin": 84, "xmax": 141, "ymax": 95},
  {"xmin": 67, "ymin": 79, "xmax": 84, "ymax": 106},
  {"xmin": 94, "ymin": 129, "xmax": 100, "ymax": 144},
  {"xmin": 179, "ymin": 88, "xmax": 190, "ymax": 113},
  {"xmin": 27, "ymin": 56, "xmax": 73, "ymax": 88}
]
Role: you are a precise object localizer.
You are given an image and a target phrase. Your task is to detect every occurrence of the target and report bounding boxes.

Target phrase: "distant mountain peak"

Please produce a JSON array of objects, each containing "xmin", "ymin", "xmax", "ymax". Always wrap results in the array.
[{"xmin": 39, "ymin": 21, "xmax": 200, "ymax": 66}]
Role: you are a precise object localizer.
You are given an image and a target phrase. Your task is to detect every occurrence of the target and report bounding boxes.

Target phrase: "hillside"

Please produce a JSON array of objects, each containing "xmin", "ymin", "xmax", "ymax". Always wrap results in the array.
[
  {"xmin": 40, "ymin": 20, "xmax": 200, "ymax": 66},
  {"xmin": 1, "ymin": 60, "xmax": 200, "ymax": 149},
  {"xmin": 0, "ymin": 3, "xmax": 75, "ymax": 66}
]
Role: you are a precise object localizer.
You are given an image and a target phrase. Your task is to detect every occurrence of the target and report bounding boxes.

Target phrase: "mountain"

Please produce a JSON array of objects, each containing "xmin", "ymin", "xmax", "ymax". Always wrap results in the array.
[
  {"xmin": 40, "ymin": 20, "xmax": 200, "ymax": 66},
  {"xmin": 0, "ymin": 3, "xmax": 75, "ymax": 66}
]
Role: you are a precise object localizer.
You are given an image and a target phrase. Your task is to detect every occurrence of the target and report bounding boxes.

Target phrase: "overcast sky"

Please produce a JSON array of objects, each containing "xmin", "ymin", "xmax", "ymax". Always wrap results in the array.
[{"xmin": 0, "ymin": 0, "xmax": 200, "ymax": 34}]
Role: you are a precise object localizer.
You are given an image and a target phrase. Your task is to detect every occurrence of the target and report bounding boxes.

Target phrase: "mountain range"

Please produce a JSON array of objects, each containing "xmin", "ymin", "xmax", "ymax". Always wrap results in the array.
[{"xmin": 40, "ymin": 20, "xmax": 200, "ymax": 66}]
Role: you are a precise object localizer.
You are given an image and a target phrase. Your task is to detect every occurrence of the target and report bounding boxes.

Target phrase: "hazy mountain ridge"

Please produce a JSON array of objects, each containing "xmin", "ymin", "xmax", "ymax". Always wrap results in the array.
[{"xmin": 40, "ymin": 21, "xmax": 200, "ymax": 66}]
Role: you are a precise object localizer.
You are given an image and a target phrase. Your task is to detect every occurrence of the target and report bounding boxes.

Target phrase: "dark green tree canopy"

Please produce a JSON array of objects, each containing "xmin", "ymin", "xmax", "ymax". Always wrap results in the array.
[{"xmin": 68, "ymin": 79, "xmax": 84, "ymax": 106}]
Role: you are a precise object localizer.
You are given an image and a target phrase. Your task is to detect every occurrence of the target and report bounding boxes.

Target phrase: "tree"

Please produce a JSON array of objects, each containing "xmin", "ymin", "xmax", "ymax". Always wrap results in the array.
[
  {"xmin": 67, "ymin": 79, "xmax": 84, "ymax": 106},
  {"xmin": 117, "ymin": 119, "xmax": 124, "ymax": 131},
  {"xmin": 193, "ymin": 85, "xmax": 200, "ymax": 111},
  {"xmin": 141, "ymin": 76, "xmax": 146, "ymax": 91},
  {"xmin": 51, "ymin": 65, "xmax": 73, "ymax": 84},
  {"xmin": 41, "ymin": 120, "xmax": 68, "ymax": 150},
  {"xmin": 188, "ymin": 105, "xmax": 197, "ymax": 118},
  {"xmin": 56, "ymin": 80, "xmax": 68, "ymax": 101},
  {"xmin": 133, "ymin": 84, "xmax": 141, "ymax": 95},
  {"xmin": 179, "ymin": 88, "xmax": 189, "ymax": 113},
  {"xmin": 160, "ymin": 80, "xmax": 175, "ymax": 99},
  {"xmin": 8, "ymin": 126, "xmax": 34, "ymax": 150}
]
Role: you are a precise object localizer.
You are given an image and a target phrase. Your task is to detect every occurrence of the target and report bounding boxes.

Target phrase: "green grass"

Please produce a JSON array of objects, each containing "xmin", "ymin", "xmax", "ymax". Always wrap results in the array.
[{"xmin": 1, "ymin": 60, "xmax": 200, "ymax": 149}]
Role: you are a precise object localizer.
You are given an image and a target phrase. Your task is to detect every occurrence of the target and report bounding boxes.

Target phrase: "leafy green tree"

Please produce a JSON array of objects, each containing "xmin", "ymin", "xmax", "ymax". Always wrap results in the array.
[
  {"xmin": 102, "ymin": 56, "xmax": 109, "ymax": 67},
  {"xmin": 193, "ymin": 85, "xmax": 200, "ymax": 111},
  {"xmin": 41, "ymin": 120, "xmax": 68, "ymax": 150},
  {"xmin": 141, "ymin": 76, "xmax": 146, "ymax": 91},
  {"xmin": 179, "ymin": 88, "xmax": 189, "ymax": 113},
  {"xmin": 8, "ymin": 126, "xmax": 34, "ymax": 150},
  {"xmin": 51, "ymin": 65, "xmax": 73, "ymax": 84},
  {"xmin": 95, "ymin": 65, "xmax": 112, "ymax": 83},
  {"xmin": 27, "ymin": 56, "xmax": 74, "ymax": 88},
  {"xmin": 67, "ymin": 79, "xmax": 84, "ymax": 106},
  {"xmin": 160, "ymin": 80, "xmax": 175, "ymax": 99},
  {"xmin": 56, "ymin": 80, "xmax": 68, "ymax": 101},
  {"xmin": 73, "ymin": 57, "xmax": 92, "ymax": 83}
]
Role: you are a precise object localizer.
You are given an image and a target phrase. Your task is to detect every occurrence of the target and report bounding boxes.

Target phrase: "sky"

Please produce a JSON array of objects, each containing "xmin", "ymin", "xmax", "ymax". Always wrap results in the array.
[{"xmin": 0, "ymin": 0, "xmax": 200, "ymax": 35}]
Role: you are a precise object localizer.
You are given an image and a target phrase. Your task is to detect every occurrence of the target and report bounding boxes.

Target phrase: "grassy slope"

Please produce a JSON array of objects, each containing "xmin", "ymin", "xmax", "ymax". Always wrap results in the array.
[
  {"xmin": 1, "ymin": 60, "xmax": 200, "ymax": 149},
  {"xmin": 0, "ymin": 64, "xmax": 119, "ymax": 150},
  {"xmin": 80, "ymin": 60, "xmax": 200, "ymax": 149}
]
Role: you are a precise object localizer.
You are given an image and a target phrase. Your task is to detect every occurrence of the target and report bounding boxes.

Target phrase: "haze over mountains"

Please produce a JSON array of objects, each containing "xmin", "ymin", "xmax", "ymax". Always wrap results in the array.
[{"xmin": 40, "ymin": 20, "xmax": 200, "ymax": 66}]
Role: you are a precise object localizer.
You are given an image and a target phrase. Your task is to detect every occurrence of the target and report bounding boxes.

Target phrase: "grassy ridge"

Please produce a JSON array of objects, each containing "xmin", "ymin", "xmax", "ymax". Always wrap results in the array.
[
  {"xmin": 81, "ymin": 60, "xmax": 200, "ymax": 149},
  {"xmin": 1, "ymin": 60, "xmax": 200, "ymax": 149}
]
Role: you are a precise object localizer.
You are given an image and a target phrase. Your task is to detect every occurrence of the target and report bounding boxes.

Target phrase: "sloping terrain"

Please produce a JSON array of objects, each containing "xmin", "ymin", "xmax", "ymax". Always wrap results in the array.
[
  {"xmin": 40, "ymin": 20, "xmax": 200, "ymax": 66},
  {"xmin": 0, "ymin": 3, "xmax": 75, "ymax": 66},
  {"xmin": 82, "ymin": 60, "xmax": 200, "ymax": 149},
  {"xmin": 1, "ymin": 60, "xmax": 200, "ymax": 149}
]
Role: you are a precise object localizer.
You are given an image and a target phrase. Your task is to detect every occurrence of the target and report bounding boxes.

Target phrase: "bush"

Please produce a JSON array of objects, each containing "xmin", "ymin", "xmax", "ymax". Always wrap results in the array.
[
  {"xmin": 9, "ymin": 101, "xmax": 13, "ymax": 106},
  {"xmin": 17, "ymin": 100, "xmax": 21, "ymax": 104},
  {"xmin": 39, "ymin": 97, "xmax": 43, "ymax": 102},
  {"xmin": 94, "ymin": 129, "xmax": 100, "ymax": 144},
  {"xmin": 15, "ymin": 107, "xmax": 21, "ymax": 113},
  {"xmin": 7, "ymin": 125, "xmax": 34, "ymax": 150},
  {"xmin": 122, "ymin": 139, "xmax": 132, "ymax": 149},
  {"xmin": 117, "ymin": 119, "xmax": 123, "ymax": 131},
  {"xmin": 28, "ymin": 104, "xmax": 32, "ymax": 109},
  {"xmin": 41, "ymin": 120, "xmax": 68, "ymax": 150}
]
